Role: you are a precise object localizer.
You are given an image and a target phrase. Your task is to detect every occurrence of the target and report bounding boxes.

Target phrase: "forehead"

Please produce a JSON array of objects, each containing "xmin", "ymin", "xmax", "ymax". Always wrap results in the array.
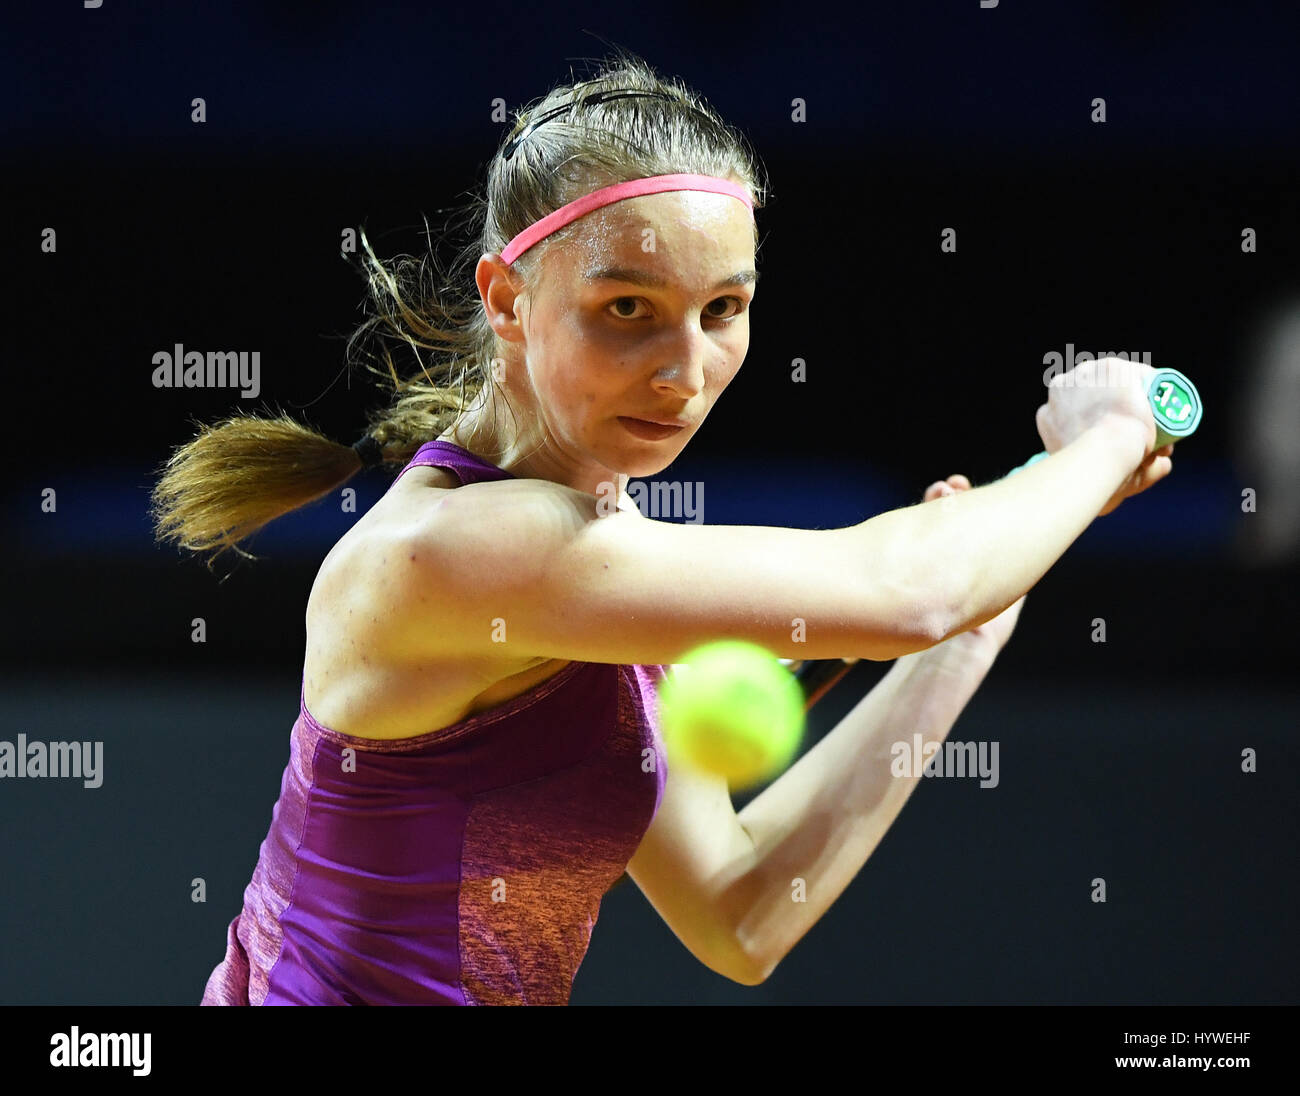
[{"xmin": 563, "ymin": 190, "xmax": 755, "ymax": 275}]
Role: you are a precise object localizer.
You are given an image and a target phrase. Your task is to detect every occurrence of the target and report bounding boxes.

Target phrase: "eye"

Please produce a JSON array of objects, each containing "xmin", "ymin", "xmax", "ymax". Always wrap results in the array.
[
  {"xmin": 704, "ymin": 296, "xmax": 747, "ymax": 320},
  {"xmin": 605, "ymin": 296, "xmax": 749, "ymax": 321},
  {"xmin": 607, "ymin": 296, "xmax": 647, "ymax": 319}
]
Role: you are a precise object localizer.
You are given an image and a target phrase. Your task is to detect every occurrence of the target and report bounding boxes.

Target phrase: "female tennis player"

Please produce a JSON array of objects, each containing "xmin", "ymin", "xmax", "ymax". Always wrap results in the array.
[{"xmin": 153, "ymin": 50, "xmax": 1175, "ymax": 1005}]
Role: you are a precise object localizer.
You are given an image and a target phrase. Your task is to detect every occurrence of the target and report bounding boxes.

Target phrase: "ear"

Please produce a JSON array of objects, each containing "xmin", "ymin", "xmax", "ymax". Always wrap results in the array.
[{"xmin": 475, "ymin": 253, "xmax": 528, "ymax": 346}]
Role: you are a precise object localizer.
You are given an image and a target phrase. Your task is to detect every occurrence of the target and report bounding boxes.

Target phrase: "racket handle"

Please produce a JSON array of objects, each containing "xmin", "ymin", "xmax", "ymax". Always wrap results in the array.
[
  {"xmin": 1006, "ymin": 367, "xmax": 1202, "ymax": 477},
  {"xmin": 788, "ymin": 658, "xmax": 858, "ymax": 711}
]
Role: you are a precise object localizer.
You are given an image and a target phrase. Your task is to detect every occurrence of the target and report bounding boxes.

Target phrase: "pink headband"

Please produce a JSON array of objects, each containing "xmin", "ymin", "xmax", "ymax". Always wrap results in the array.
[{"xmin": 499, "ymin": 173, "xmax": 755, "ymax": 266}]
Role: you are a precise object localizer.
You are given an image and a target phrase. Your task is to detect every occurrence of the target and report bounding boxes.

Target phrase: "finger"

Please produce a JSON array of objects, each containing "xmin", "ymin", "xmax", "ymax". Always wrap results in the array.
[
  {"xmin": 947, "ymin": 474, "xmax": 971, "ymax": 489},
  {"xmin": 1133, "ymin": 456, "xmax": 1173, "ymax": 494},
  {"xmin": 1135, "ymin": 445, "xmax": 1170, "ymax": 473}
]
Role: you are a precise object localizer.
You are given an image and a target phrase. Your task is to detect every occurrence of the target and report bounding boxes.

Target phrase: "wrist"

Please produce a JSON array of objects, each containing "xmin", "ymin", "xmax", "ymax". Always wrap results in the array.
[{"xmin": 1090, "ymin": 413, "xmax": 1149, "ymax": 468}]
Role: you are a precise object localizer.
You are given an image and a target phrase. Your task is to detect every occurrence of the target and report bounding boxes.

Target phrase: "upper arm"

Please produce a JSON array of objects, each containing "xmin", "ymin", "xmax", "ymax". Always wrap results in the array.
[
  {"xmin": 624, "ymin": 757, "xmax": 766, "ymax": 986},
  {"xmin": 378, "ymin": 477, "xmax": 942, "ymax": 668}
]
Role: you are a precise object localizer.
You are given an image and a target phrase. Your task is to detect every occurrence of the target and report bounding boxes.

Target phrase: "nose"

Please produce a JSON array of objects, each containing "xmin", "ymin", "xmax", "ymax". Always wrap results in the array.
[{"xmin": 651, "ymin": 324, "xmax": 709, "ymax": 399}]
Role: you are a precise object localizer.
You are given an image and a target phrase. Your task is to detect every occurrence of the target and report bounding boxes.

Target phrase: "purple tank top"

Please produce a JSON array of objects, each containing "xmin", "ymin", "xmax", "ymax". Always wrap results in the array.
[{"xmin": 201, "ymin": 440, "xmax": 670, "ymax": 1005}]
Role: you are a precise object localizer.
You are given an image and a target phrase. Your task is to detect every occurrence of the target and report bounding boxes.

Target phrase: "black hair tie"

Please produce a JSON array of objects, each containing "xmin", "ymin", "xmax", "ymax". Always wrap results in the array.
[
  {"xmin": 501, "ymin": 89, "xmax": 688, "ymax": 160},
  {"xmin": 351, "ymin": 434, "xmax": 384, "ymax": 469}
]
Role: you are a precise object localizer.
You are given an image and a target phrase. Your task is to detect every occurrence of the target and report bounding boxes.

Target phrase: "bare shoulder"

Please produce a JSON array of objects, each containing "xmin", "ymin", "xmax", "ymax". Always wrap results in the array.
[
  {"xmin": 303, "ymin": 465, "xmax": 550, "ymax": 739},
  {"xmin": 350, "ymin": 472, "xmax": 602, "ymax": 658},
  {"xmin": 310, "ymin": 463, "xmax": 461, "ymax": 614},
  {"xmin": 312, "ymin": 468, "xmax": 595, "ymax": 634},
  {"xmin": 354, "ymin": 471, "xmax": 664, "ymax": 672}
]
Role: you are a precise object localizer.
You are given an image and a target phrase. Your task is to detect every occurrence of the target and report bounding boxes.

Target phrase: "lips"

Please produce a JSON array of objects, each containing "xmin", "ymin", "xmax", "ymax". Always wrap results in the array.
[
  {"xmin": 626, "ymin": 415, "xmax": 691, "ymax": 428},
  {"xmin": 618, "ymin": 416, "xmax": 688, "ymax": 441}
]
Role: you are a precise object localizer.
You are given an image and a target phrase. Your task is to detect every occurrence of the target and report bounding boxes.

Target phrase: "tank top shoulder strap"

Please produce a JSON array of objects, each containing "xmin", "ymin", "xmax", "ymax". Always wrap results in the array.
[{"xmin": 391, "ymin": 440, "xmax": 516, "ymax": 487}]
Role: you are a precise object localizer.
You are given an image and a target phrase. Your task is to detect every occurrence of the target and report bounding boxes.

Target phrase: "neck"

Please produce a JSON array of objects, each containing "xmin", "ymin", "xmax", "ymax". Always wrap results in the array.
[{"xmin": 441, "ymin": 385, "xmax": 630, "ymax": 501}]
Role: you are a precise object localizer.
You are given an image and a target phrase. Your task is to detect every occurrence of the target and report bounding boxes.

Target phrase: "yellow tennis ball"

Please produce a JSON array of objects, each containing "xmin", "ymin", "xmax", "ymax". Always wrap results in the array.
[{"xmin": 657, "ymin": 640, "xmax": 805, "ymax": 789}]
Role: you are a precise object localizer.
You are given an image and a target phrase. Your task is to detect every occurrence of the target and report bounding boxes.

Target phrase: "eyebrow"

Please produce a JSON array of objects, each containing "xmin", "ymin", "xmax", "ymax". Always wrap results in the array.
[{"xmin": 582, "ymin": 266, "xmax": 759, "ymax": 291}]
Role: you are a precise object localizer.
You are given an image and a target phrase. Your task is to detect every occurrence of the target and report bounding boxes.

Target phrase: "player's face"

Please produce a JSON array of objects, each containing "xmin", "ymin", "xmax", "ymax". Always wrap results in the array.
[{"xmin": 519, "ymin": 189, "xmax": 757, "ymax": 478}]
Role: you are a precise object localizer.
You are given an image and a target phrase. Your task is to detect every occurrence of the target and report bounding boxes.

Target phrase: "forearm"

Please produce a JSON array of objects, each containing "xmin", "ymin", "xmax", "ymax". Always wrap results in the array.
[
  {"xmin": 732, "ymin": 634, "xmax": 999, "ymax": 981},
  {"xmin": 855, "ymin": 418, "xmax": 1145, "ymax": 646}
]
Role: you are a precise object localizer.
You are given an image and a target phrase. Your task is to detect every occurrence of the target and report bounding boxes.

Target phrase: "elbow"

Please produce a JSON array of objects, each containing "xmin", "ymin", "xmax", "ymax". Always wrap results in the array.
[
  {"xmin": 852, "ymin": 606, "xmax": 953, "ymax": 662},
  {"xmin": 719, "ymin": 922, "xmax": 773, "ymax": 986},
  {"xmin": 856, "ymin": 566, "xmax": 965, "ymax": 659},
  {"xmin": 918, "ymin": 564, "xmax": 977, "ymax": 649},
  {"xmin": 921, "ymin": 599, "xmax": 961, "ymax": 649},
  {"xmin": 732, "ymin": 922, "xmax": 777, "ymax": 986},
  {"xmin": 715, "ymin": 937, "xmax": 772, "ymax": 986},
  {"xmin": 729, "ymin": 954, "xmax": 772, "ymax": 987},
  {"xmin": 870, "ymin": 601, "xmax": 956, "ymax": 660}
]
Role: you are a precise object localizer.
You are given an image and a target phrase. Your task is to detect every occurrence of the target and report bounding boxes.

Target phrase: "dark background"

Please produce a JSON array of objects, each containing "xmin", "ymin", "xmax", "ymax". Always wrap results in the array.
[{"xmin": 3, "ymin": 1, "xmax": 1296, "ymax": 1005}]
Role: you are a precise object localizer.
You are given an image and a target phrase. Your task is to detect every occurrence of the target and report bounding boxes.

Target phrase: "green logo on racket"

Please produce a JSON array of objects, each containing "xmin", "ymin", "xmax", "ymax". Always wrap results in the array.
[{"xmin": 1149, "ymin": 369, "xmax": 1202, "ymax": 447}]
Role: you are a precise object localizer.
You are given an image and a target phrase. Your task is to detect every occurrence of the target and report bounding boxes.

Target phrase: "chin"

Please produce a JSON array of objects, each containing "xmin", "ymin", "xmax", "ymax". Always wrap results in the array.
[
  {"xmin": 600, "ymin": 424, "xmax": 690, "ymax": 476},
  {"xmin": 608, "ymin": 454, "xmax": 661, "ymax": 479},
  {"xmin": 623, "ymin": 440, "xmax": 690, "ymax": 478}
]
